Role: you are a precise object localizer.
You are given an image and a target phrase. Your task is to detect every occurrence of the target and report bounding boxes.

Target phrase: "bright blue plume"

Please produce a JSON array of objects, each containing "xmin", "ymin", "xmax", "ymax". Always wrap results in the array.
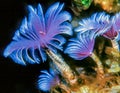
[
  {"xmin": 38, "ymin": 69, "xmax": 59, "ymax": 92},
  {"xmin": 3, "ymin": 2, "xmax": 72, "ymax": 65}
]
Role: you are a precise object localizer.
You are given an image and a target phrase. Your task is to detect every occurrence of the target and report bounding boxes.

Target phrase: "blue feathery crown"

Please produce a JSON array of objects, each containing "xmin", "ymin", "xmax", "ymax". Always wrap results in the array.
[{"xmin": 3, "ymin": 2, "xmax": 72, "ymax": 65}]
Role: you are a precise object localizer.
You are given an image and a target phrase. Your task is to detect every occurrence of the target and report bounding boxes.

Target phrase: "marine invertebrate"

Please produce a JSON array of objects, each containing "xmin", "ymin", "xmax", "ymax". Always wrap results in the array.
[
  {"xmin": 102, "ymin": 13, "xmax": 120, "ymax": 51},
  {"xmin": 65, "ymin": 31, "xmax": 95, "ymax": 60},
  {"xmin": 3, "ymin": 2, "xmax": 72, "ymax": 65},
  {"xmin": 38, "ymin": 68, "xmax": 60, "ymax": 92},
  {"xmin": 75, "ymin": 12, "xmax": 111, "ymax": 36},
  {"xmin": 102, "ymin": 13, "xmax": 120, "ymax": 40}
]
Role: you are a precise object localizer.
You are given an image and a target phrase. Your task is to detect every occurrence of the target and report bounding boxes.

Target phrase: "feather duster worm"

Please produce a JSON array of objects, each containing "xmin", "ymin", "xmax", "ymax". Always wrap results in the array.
[
  {"xmin": 38, "ymin": 69, "xmax": 60, "ymax": 92},
  {"xmin": 102, "ymin": 13, "xmax": 120, "ymax": 40},
  {"xmin": 75, "ymin": 12, "xmax": 111, "ymax": 36},
  {"xmin": 3, "ymin": 2, "xmax": 72, "ymax": 65},
  {"xmin": 65, "ymin": 31, "xmax": 95, "ymax": 60},
  {"xmin": 102, "ymin": 13, "xmax": 120, "ymax": 50}
]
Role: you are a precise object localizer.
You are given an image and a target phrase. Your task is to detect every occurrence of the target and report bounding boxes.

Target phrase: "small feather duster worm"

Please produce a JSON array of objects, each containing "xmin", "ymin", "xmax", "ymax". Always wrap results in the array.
[
  {"xmin": 3, "ymin": 2, "xmax": 72, "ymax": 65},
  {"xmin": 75, "ymin": 12, "xmax": 111, "ymax": 35},
  {"xmin": 65, "ymin": 31, "xmax": 95, "ymax": 60},
  {"xmin": 38, "ymin": 68, "xmax": 60, "ymax": 92},
  {"xmin": 102, "ymin": 13, "xmax": 120, "ymax": 40}
]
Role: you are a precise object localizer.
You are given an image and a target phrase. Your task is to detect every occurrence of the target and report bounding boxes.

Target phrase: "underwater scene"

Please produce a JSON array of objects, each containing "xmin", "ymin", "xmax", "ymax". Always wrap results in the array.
[{"xmin": 1, "ymin": 0, "xmax": 120, "ymax": 93}]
